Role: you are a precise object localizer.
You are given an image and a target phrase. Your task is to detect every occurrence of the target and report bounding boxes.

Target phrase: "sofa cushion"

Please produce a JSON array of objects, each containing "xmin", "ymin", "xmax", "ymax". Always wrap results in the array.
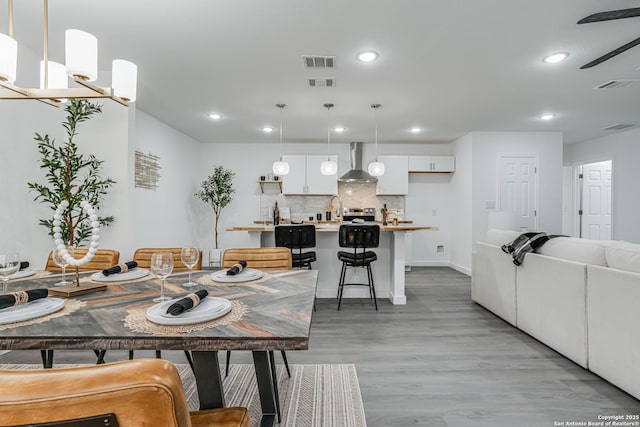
[
  {"xmin": 536, "ymin": 237, "xmax": 607, "ymax": 266},
  {"xmin": 604, "ymin": 245, "xmax": 640, "ymax": 274},
  {"xmin": 485, "ymin": 229, "xmax": 522, "ymax": 246}
]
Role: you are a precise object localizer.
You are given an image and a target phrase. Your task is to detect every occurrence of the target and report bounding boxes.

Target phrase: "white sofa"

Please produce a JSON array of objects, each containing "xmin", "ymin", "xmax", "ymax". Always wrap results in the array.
[{"xmin": 472, "ymin": 230, "xmax": 640, "ymax": 399}]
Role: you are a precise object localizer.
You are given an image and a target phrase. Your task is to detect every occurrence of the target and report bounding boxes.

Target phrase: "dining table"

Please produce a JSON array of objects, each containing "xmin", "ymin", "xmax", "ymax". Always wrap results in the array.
[{"xmin": 0, "ymin": 267, "xmax": 318, "ymax": 427}]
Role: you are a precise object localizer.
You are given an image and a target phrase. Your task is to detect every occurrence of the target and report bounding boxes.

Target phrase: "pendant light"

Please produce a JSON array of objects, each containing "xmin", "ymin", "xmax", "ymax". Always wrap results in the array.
[
  {"xmin": 272, "ymin": 103, "xmax": 290, "ymax": 176},
  {"xmin": 367, "ymin": 103, "xmax": 385, "ymax": 177},
  {"xmin": 320, "ymin": 103, "xmax": 338, "ymax": 176}
]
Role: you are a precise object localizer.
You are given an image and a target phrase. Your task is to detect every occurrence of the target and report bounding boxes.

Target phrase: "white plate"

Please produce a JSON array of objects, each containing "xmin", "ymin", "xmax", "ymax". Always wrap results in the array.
[
  {"xmin": 11, "ymin": 269, "xmax": 36, "ymax": 279},
  {"xmin": 210, "ymin": 268, "xmax": 263, "ymax": 283},
  {"xmin": 146, "ymin": 296, "xmax": 232, "ymax": 325},
  {"xmin": 0, "ymin": 298, "xmax": 65, "ymax": 325},
  {"xmin": 91, "ymin": 268, "xmax": 149, "ymax": 282}
]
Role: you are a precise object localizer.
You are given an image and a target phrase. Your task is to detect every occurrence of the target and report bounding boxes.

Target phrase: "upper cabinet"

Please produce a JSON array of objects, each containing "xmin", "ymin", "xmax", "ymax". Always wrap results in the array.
[
  {"xmin": 376, "ymin": 155, "xmax": 409, "ymax": 195},
  {"xmin": 408, "ymin": 155, "xmax": 455, "ymax": 172},
  {"xmin": 281, "ymin": 154, "xmax": 338, "ymax": 195}
]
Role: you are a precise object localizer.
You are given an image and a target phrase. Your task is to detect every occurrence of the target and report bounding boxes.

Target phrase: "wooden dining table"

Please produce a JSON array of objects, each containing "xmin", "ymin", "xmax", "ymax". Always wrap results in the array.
[{"xmin": 0, "ymin": 268, "xmax": 317, "ymax": 427}]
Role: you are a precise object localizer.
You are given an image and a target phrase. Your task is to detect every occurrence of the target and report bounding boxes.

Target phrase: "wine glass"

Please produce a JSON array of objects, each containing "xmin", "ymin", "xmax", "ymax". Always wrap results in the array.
[
  {"xmin": 52, "ymin": 245, "xmax": 74, "ymax": 287},
  {"xmin": 0, "ymin": 250, "xmax": 20, "ymax": 295},
  {"xmin": 151, "ymin": 252, "xmax": 173, "ymax": 302},
  {"xmin": 180, "ymin": 247, "xmax": 199, "ymax": 288}
]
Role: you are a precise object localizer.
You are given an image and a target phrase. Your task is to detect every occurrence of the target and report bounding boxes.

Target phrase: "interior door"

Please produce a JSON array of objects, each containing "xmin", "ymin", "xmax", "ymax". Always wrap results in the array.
[
  {"xmin": 580, "ymin": 161, "xmax": 612, "ymax": 239},
  {"xmin": 499, "ymin": 156, "xmax": 537, "ymax": 232}
]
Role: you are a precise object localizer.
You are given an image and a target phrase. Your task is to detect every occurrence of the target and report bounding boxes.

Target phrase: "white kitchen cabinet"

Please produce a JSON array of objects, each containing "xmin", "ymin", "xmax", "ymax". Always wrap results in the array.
[
  {"xmin": 281, "ymin": 154, "xmax": 337, "ymax": 195},
  {"xmin": 376, "ymin": 155, "xmax": 409, "ymax": 195},
  {"xmin": 408, "ymin": 155, "xmax": 455, "ymax": 172}
]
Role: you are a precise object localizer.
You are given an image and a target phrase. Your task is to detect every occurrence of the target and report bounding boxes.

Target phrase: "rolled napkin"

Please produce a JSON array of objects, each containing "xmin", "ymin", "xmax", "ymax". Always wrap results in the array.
[
  {"xmin": 0, "ymin": 289, "xmax": 48, "ymax": 310},
  {"xmin": 165, "ymin": 289, "xmax": 209, "ymax": 316},
  {"xmin": 102, "ymin": 261, "xmax": 138, "ymax": 276},
  {"xmin": 19, "ymin": 261, "xmax": 29, "ymax": 271},
  {"xmin": 226, "ymin": 260, "xmax": 247, "ymax": 276}
]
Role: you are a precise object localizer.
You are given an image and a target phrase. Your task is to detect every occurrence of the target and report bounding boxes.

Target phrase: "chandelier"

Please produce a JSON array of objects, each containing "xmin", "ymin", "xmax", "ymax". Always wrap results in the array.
[
  {"xmin": 320, "ymin": 103, "xmax": 338, "ymax": 176},
  {"xmin": 272, "ymin": 103, "xmax": 290, "ymax": 176},
  {"xmin": 367, "ymin": 103, "xmax": 385, "ymax": 176},
  {"xmin": 0, "ymin": 0, "xmax": 137, "ymax": 107}
]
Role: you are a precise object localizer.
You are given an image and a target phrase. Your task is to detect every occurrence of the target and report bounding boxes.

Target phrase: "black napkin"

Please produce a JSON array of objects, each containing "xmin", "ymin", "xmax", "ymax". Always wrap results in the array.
[
  {"xmin": 19, "ymin": 261, "xmax": 29, "ymax": 271},
  {"xmin": 102, "ymin": 261, "xmax": 138, "ymax": 276},
  {"xmin": 0, "ymin": 289, "xmax": 48, "ymax": 310},
  {"xmin": 226, "ymin": 260, "xmax": 247, "ymax": 276},
  {"xmin": 165, "ymin": 289, "xmax": 209, "ymax": 316}
]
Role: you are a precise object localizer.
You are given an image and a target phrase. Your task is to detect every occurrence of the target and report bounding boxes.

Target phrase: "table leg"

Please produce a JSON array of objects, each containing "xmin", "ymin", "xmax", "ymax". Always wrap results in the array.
[
  {"xmin": 191, "ymin": 351, "xmax": 225, "ymax": 410},
  {"xmin": 252, "ymin": 350, "xmax": 277, "ymax": 427}
]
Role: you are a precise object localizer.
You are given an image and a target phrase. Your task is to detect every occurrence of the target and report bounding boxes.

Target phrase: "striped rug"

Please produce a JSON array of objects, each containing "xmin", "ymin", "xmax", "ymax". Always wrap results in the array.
[{"xmin": 0, "ymin": 363, "xmax": 366, "ymax": 427}]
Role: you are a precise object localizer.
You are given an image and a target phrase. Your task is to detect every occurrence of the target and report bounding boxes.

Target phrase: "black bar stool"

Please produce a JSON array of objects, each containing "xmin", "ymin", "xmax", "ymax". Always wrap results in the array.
[
  {"xmin": 337, "ymin": 224, "xmax": 380, "ymax": 310},
  {"xmin": 275, "ymin": 224, "xmax": 317, "ymax": 269}
]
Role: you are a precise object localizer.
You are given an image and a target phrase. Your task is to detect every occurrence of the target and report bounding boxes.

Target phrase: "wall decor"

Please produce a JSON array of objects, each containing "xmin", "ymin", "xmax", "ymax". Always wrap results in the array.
[{"xmin": 134, "ymin": 150, "xmax": 162, "ymax": 190}]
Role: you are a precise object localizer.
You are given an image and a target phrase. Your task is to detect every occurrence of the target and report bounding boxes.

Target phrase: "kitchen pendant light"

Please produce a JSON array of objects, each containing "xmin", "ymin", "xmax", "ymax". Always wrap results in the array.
[
  {"xmin": 367, "ymin": 103, "xmax": 385, "ymax": 177},
  {"xmin": 0, "ymin": 0, "xmax": 137, "ymax": 107},
  {"xmin": 320, "ymin": 103, "xmax": 338, "ymax": 176},
  {"xmin": 272, "ymin": 103, "xmax": 290, "ymax": 176}
]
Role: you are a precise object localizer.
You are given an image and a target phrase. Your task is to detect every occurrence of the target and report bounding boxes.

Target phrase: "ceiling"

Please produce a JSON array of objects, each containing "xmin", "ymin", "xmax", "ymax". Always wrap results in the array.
[{"xmin": 2, "ymin": 0, "xmax": 640, "ymax": 145}]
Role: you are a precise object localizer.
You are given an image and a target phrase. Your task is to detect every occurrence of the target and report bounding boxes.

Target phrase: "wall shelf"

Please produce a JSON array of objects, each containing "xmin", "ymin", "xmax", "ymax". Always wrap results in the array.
[{"xmin": 257, "ymin": 180, "xmax": 282, "ymax": 193}]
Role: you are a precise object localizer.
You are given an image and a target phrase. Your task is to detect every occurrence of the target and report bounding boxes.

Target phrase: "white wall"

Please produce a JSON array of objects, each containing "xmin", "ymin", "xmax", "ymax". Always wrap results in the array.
[
  {"xmin": 564, "ymin": 127, "xmax": 640, "ymax": 243},
  {"xmin": 449, "ymin": 134, "xmax": 473, "ymax": 274}
]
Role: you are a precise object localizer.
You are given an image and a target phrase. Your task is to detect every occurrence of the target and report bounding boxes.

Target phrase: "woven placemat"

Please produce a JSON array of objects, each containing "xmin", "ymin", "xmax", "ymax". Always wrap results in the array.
[
  {"xmin": 0, "ymin": 299, "xmax": 86, "ymax": 331},
  {"xmin": 123, "ymin": 300, "xmax": 248, "ymax": 335}
]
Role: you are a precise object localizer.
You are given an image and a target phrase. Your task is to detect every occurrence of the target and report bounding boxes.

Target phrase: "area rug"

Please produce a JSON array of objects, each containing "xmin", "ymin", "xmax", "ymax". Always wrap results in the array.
[{"xmin": 0, "ymin": 363, "xmax": 366, "ymax": 427}]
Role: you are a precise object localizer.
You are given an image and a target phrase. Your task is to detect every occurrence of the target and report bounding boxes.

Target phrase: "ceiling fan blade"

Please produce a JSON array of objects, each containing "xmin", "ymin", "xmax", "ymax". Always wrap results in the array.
[
  {"xmin": 578, "ymin": 7, "xmax": 640, "ymax": 24},
  {"xmin": 580, "ymin": 36, "xmax": 640, "ymax": 69}
]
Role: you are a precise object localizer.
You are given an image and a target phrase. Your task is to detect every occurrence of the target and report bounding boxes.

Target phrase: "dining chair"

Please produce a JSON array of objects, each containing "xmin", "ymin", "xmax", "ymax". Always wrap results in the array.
[
  {"xmin": 133, "ymin": 247, "xmax": 203, "ymax": 271},
  {"xmin": 274, "ymin": 224, "xmax": 317, "ymax": 269},
  {"xmin": 45, "ymin": 248, "xmax": 120, "ymax": 272},
  {"xmin": 0, "ymin": 358, "xmax": 249, "ymax": 427}
]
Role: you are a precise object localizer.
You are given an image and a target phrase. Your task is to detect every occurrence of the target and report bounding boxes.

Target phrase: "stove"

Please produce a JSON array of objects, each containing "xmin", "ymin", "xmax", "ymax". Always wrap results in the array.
[{"xmin": 342, "ymin": 207, "xmax": 376, "ymax": 222}]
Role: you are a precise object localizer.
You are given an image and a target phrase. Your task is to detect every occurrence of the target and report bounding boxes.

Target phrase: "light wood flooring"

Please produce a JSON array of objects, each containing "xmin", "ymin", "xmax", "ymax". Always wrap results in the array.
[{"xmin": 2, "ymin": 267, "xmax": 639, "ymax": 426}]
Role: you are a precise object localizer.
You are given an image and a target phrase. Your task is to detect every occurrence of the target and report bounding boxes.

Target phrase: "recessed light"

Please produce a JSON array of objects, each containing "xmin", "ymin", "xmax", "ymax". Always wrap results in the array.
[
  {"xmin": 540, "ymin": 113, "xmax": 555, "ymax": 120},
  {"xmin": 357, "ymin": 51, "xmax": 379, "ymax": 62},
  {"xmin": 208, "ymin": 113, "xmax": 222, "ymax": 120},
  {"xmin": 334, "ymin": 127, "xmax": 345, "ymax": 132},
  {"xmin": 262, "ymin": 126, "xmax": 274, "ymax": 133},
  {"xmin": 410, "ymin": 127, "xmax": 422, "ymax": 133},
  {"xmin": 543, "ymin": 52, "xmax": 569, "ymax": 64}
]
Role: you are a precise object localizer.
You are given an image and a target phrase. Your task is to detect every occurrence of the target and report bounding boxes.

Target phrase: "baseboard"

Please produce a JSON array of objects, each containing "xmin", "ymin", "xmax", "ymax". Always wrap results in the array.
[
  {"xmin": 411, "ymin": 260, "xmax": 450, "ymax": 267},
  {"xmin": 448, "ymin": 262, "xmax": 471, "ymax": 276}
]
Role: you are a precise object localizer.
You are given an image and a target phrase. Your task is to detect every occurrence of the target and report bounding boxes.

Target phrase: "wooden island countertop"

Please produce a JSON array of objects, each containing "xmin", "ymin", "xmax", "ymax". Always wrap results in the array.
[{"xmin": 227, "ymin": 223, "xmax": 438, "ymax": 232}]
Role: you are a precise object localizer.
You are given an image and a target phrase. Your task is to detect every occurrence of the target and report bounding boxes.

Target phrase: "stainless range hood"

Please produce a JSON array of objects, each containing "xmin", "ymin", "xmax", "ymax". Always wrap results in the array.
[{"xmin": 339, "ymin": 141, "xmax": 378, "ymax": 183}]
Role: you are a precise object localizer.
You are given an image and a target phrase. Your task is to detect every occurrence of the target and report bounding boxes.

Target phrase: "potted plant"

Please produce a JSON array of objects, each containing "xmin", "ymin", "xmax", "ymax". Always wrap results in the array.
[{"xmin": 195, "ymin": 166, "xmax": 235, "ymax": 258}]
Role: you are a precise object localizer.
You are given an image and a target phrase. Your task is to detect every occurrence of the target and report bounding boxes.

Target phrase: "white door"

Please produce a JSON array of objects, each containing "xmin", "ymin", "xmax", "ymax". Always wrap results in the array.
[
  {"xmin": 499, "ymin": 156, "xmax": 537, "ymax": 232},
  {"xmin": 580, "ymin": 161, "xmax": 612, "ymax": 240}
]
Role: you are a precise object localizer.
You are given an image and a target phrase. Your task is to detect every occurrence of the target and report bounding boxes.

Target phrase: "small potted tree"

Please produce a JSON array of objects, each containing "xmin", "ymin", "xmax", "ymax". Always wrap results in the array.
[{"xmin": 195, "ymin": 166, "xmax": 235, "ymax": 264}]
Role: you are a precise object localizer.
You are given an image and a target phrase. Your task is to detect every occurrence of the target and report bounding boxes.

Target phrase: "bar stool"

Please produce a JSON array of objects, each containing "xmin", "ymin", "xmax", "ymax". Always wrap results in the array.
[
  {"xmin": 275, "ymin": 224, "xmax": 317, "ymax": 269},
  {"xmin": 337, "ymin": 224, "xmax": 380, "ymax": 310}
]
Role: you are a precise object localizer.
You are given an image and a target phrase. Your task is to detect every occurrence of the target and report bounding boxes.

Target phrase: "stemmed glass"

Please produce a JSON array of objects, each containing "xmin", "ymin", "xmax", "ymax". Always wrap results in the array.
[
  {"xmin": 52, "ymin": 245, "xmax": 74, "ymax": 287},
  {"xmin": 0, "ymin": 250, "xmax": 20, "ymax": 295},
  {"xmin": 151, "ymin": 252, "xmax": 173, "ymax": 302},
  {"xmin": 180, "ymin": 247, "xmax": 199, "ymax": 288}
]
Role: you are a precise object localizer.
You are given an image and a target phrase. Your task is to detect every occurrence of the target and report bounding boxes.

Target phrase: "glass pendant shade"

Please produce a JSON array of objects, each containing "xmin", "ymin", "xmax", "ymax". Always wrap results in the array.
[
  {"xmin": 39, "ymin": 61, "xmax": 68, "ymax": 89},
  {"xmin": 0, "ymin": 33, "xmax": 18, "ymax": 82},
  {"xmin": 65, "ymin": 29, "xmax": 98, "ymax": 81},
  {"xmin": 273, "ymin": 160, "xmax": 290, "ymax": 176},
  {"xmin": 368, "ymin": 161, "xmax": 385, "ymax": 176},
  {"xmin": 320, "ymin": 159, "xmax": 338, "ymax": 175},
  {"xmin": 112, "ymin": 59, "xmax": 138, "ymax": 102}
]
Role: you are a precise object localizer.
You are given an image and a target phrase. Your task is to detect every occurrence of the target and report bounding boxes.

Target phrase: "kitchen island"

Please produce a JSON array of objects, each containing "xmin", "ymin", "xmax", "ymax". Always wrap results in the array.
[{"xmin": 226, "ymin": 222, "xmax": 437, "ymax": 305}]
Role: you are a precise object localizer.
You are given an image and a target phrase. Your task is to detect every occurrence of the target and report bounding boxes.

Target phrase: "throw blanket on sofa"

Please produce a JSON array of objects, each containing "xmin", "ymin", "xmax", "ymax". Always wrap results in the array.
[{"xmin": 501, "ymin": 232, "xmax": 563, "ymax": 266}]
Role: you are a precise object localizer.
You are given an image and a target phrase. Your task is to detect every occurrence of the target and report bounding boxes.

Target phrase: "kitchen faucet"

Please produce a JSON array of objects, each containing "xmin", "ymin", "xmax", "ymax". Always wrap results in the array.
[{"xmin": 329, "ymin": 194, "xmax": 343, "ymax": 222}]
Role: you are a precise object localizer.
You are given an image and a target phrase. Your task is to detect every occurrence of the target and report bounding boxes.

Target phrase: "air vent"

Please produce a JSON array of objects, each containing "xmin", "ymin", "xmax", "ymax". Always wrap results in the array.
[
  {"xmin": 303, "ymin": 56, "xmax": 336, "ymax": 68},
  {"xmin": 602, "ymin": 123, "xmax": 637, "ymax": 131},
  {"xmin": 307, "ymin": 78, "xmax": 335, "ymax": 87},
  {"xmin": 594, "ymin": 79, "xmax": 640, "ymax": 89}
]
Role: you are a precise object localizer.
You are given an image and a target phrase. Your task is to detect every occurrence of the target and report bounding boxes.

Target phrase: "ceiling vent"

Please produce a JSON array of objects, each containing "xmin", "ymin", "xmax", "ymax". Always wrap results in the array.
[
  {"xmin": 303, "ymin": 56, "xmax": 336, "ymax": 68},
  {"xmin": 593, "ymin": 79, "xmax": 640, "ymax": 89},
  {"xmin": 602, "ymin": 123, "xmax": 637, "ymax": 131},
  {"xmin": 307, "ymin": 78, "xmax": 335, "ymax": 87}
]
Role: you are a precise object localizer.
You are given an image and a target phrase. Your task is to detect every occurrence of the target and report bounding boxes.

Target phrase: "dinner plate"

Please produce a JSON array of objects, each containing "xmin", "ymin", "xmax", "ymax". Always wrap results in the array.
[
  {"xmin": 146, "ymin": 296, "xmax": 232, "ymax": 325},
  {"xmin": 210, "ymin": 268, "xmax": 263, "ymax": 283},
  {"xmin": 91, "ymin": 268, "xmax": 149, "ymax": 282},
  {"xmin": 0, "ymin": 298, "xmax": 65, "ymax": 325},
  {"xmin": 11, "ymin": 269, "xmax": 36, "ymax": 279}
]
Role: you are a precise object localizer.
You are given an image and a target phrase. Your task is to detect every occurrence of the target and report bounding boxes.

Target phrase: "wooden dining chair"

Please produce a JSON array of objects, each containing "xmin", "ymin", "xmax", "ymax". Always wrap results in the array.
[
  {"xmin": 45, "ymin": 248, "xmax": 120, "ymax": 271},
  {"xmin": 0, "ymin": 359, "xmax": 249, "ymax": 427},
  {"xmin": 133, "ymin": 247, "xmax": 203, "ymax": 271}
]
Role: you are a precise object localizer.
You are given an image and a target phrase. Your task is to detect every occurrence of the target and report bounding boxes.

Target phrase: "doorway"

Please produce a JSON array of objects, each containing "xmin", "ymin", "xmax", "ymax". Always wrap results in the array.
[
  {"xmin": 499, "ymin": 155, "xmax": 538, "ymax": 232},
  {"xmin": 576, "ymin": 160, "xmax": 612, "ymax": 239}
]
